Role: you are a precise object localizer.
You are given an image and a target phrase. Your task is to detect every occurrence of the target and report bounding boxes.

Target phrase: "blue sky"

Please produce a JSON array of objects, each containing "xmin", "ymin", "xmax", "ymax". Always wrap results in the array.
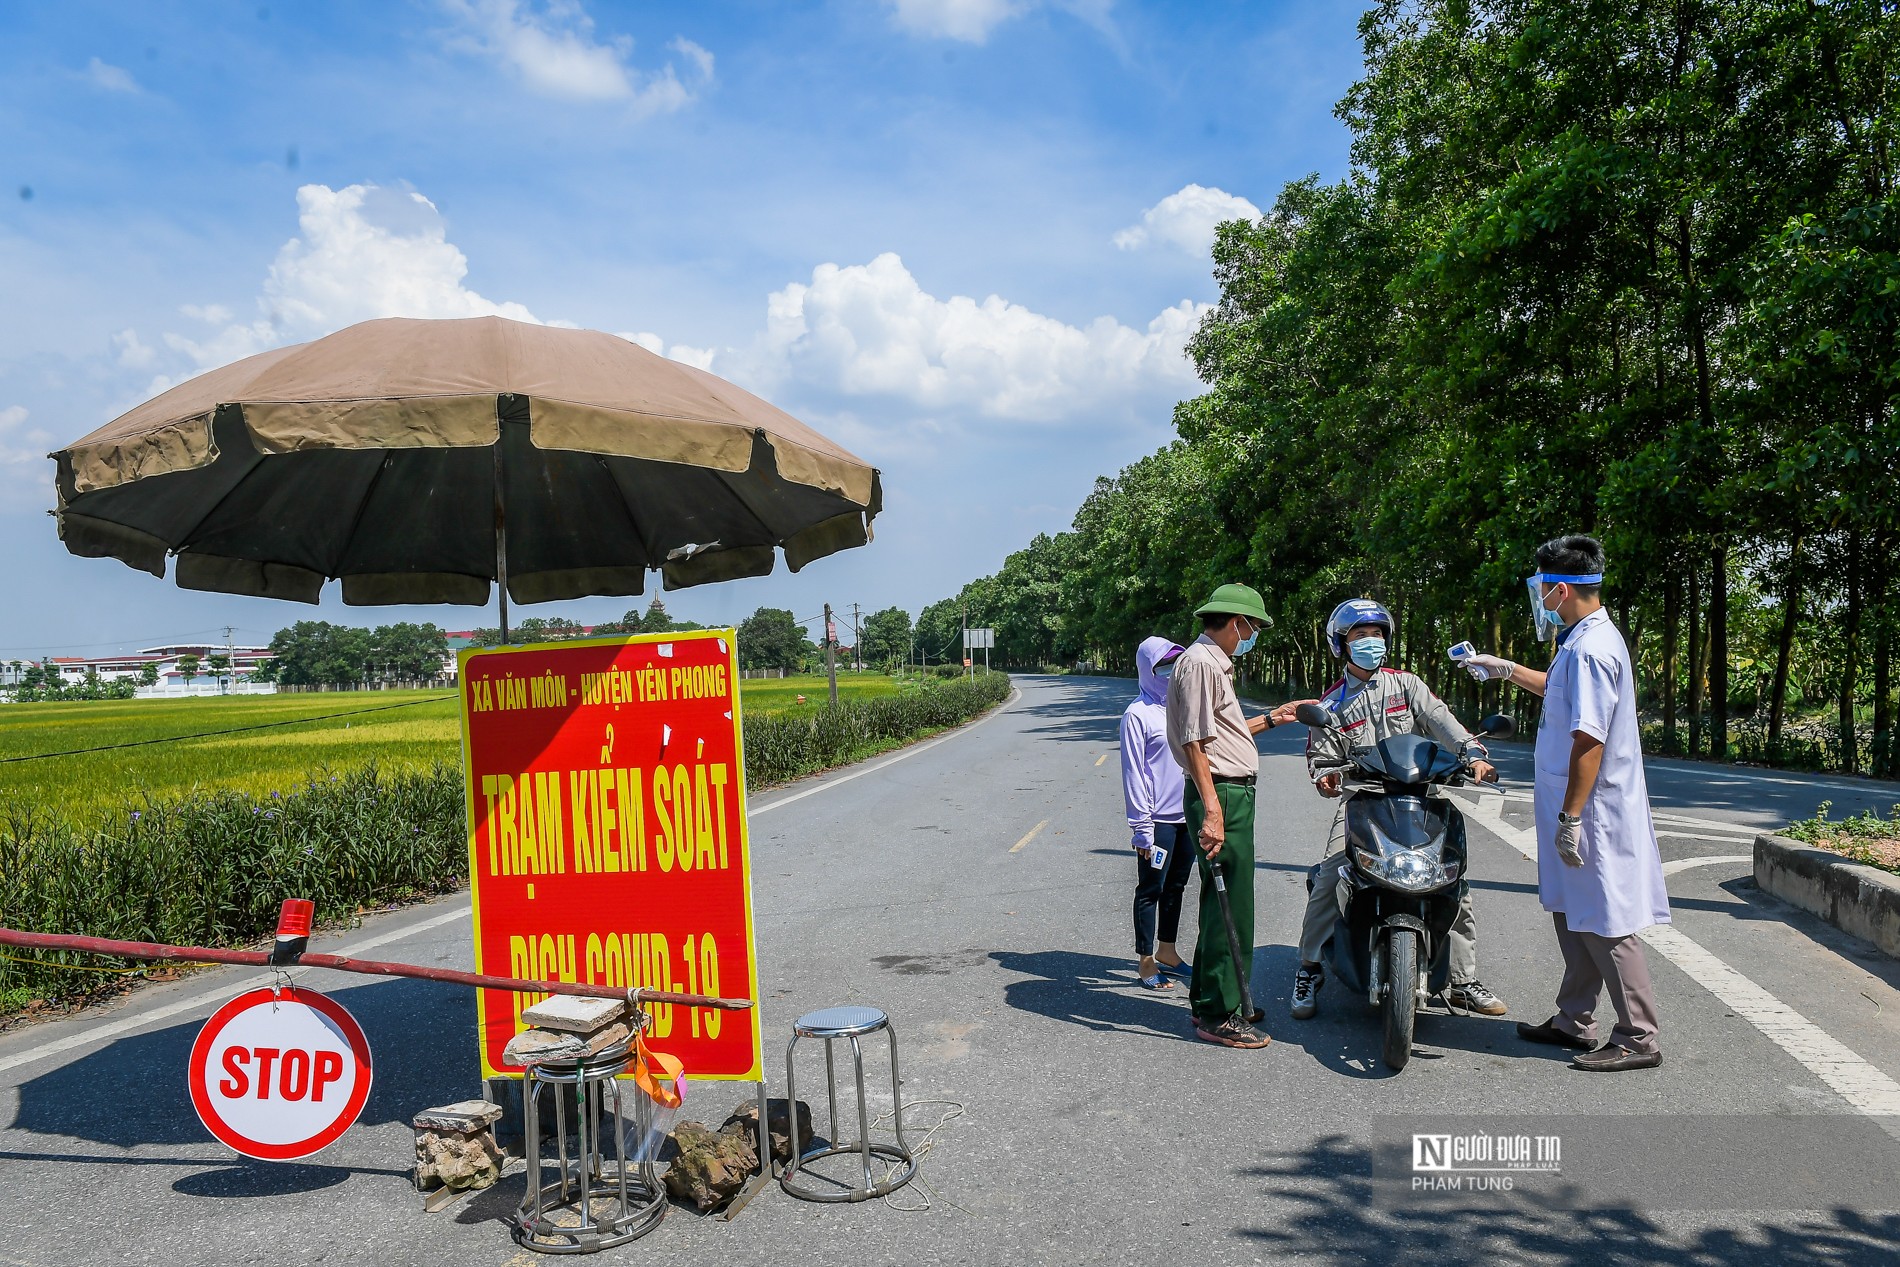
[{"xmin": 0, "ymin": 0, "xmax": 1363, "ymax": 657}]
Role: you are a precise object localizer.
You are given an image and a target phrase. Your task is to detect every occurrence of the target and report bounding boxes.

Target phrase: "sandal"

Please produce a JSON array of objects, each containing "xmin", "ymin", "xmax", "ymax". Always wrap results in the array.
[
  {"xmin": 1157, "ymin": 960, "xmax": 1192, "ymax": 980},
  {"xmin": 1139, "ymin": 972, "xmax": 1174, "ymax": 990}
]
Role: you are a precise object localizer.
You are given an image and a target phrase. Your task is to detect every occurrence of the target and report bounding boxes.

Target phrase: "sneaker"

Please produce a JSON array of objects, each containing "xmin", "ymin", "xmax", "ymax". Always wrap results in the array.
[
  {"xmin": 1290, "ymin": 967, "xmax": 1324, "ymax": 1020},
  {"xmin": 1445, "ymin": 980, "xmax": 1508, "ymax": 1016},
  {"xmin": 1194, "ymin": 1014, "xmax": 1272, "ymax": 1049}
]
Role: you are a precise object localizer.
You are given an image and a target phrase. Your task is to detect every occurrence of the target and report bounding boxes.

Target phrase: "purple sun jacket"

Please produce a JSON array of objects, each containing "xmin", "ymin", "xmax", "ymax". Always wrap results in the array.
[{"xmin": 1121, "ymin": 636, "xmax": 1187, "ymax": 850}]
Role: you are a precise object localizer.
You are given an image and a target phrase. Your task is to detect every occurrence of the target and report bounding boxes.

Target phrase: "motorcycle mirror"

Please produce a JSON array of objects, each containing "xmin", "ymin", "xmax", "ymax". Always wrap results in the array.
[
  {"xmin": 1477, "ymin": 712, "xmax": 1516, "ymax": 738},
  {"xmin": 1295, "ymin": 702, "xmax": 1337, "ymax": 729}
]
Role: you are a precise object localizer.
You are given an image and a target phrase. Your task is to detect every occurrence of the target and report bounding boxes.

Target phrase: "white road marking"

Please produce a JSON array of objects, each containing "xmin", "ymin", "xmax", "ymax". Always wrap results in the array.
[
  {"xmin": 1489, "ymin": 747, "xmax": 1900, "ymax": 798},
  {"xmin": 1010, "ymin": 820, "xmax": 1049, "ymax": 854},
  {"xmin": 749, "ymin": 687, "xmax": 1020, "ymax": 817},
  {"xmin": 0, "ymin": 903, "xmax": 473, "ymax": 1080},
  {"xmin": 1456, "ymin": 793, "xmax": 1900, "ymax": 1127},
  {"xmin": 1493, "ymin": 788, "xmax": 1765, "ymax": 839},
  {"xmin": 1661, "ymin": 854, "xmax": 1753, "ymax": 876}
]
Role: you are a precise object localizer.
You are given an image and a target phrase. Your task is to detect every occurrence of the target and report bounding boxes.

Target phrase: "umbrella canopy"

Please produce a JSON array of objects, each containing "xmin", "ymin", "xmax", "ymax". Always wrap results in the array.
[{"xmin": 51, "ymin": 316, "xmax": 880, "ymax": 608}]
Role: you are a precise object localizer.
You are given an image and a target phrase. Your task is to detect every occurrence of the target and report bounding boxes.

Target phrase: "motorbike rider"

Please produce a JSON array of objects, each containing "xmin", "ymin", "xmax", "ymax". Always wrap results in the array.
[{"xmin": 1292, "ymin": 598, "xmax": 1505, "ymax": 1020}]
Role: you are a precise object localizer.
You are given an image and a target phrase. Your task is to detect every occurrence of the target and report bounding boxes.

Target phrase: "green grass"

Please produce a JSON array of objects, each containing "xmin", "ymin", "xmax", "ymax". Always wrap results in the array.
[
  {"xmin": 0, "ymin": 674, "xmax": 909, "ymax": 823},
  {"xmin": 1783, "ymin": 801, "xmax": 1900, "ymax": 875}
]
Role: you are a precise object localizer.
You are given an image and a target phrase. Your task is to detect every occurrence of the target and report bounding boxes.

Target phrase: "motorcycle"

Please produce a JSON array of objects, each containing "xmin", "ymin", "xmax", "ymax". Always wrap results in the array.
[{"xmin": 1295, "ymin": 703, "xmax": 1513, "ymax": 1071}]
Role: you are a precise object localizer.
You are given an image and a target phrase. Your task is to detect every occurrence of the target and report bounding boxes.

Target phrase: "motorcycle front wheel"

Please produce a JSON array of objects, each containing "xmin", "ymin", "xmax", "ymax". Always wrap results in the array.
[{"xmin": 1381, "ymin": 928, "xmax": 1418, "ymax": 1071}]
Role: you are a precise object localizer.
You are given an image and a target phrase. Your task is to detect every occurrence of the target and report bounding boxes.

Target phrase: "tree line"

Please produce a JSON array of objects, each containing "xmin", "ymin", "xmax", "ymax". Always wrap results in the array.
[{"xmin": 919, "ymin": 0, "xmax": 1899, "ymax": 777}]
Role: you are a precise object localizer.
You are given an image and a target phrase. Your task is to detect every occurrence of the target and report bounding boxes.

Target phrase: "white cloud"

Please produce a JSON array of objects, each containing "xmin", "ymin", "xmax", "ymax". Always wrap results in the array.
[
  {"xmin": 1113, "ymin": 183, "xmax": 1261, "ymax": 256},
  {"xmin": 165, "ymin": 182, "xmax": 541, "ymax": 373},
  {"xmin": 616, "ymin": 331, "xmax": 716, "ymax": 372},
  {"xmin": 883, "ymin": 0, "xmax": 1116, "ymax": 44},
  {"xmin": 443, "ymin": 0, "xmax": 711, "ymax": 110},
  {"xmin": 180, "ymin": 303, "xmax": 232, "ymax": 324},
  {"xmin": 885, "ymin": 0, "xmax": 1027, "ymax": 42},
  {"xmin": 85, "ymin": 57, "xmax": 139, "ymax": 93},
  {"xmin": 0, "ymin": 405, "xmax": 55, "ymax": 509},
  {"xmin": 751, "ymin": 252, "xmax": 1205, "ymax": 424},
  {"xmin": 112, "ymin": 328, "xmax": 156, "ymax": 369}
]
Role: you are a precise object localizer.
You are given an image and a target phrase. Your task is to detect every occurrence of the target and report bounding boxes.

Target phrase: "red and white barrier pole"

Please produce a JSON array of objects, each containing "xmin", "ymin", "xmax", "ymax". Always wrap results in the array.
[{"xmin": 0, "ymin": 901, "xmax": 751, "ymax": 1011}]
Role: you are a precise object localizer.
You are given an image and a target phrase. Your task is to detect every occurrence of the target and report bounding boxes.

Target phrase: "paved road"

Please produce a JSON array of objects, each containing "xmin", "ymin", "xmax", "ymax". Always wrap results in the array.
[{"xmin": 2, "ymin": 674, "xmax": 1898, "ymax": 1266}]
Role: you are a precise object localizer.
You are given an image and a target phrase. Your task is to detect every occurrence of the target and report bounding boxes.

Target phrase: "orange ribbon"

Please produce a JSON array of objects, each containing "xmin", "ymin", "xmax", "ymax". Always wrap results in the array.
[{"xmin": 632, "ymin": 1032, "xmax": 683, "ymax": 1108}]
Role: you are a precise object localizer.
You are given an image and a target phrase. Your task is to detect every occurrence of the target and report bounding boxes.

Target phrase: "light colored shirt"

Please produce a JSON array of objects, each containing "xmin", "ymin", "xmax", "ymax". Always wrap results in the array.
[
  {"xmin": 1305, "ymin": 667, "xmax": 1478, "ymax": 781},
  {"xmin": 1122, "ymin": 637, "xmax": 1186, "ymax": 848},
  {"xmin": 1533, "ymin": 608, "xmax": 1670, "ymax": 938},
  {"xmin": 1165, "ymin": 634, "xmax": 1258, "ymax": 780}
]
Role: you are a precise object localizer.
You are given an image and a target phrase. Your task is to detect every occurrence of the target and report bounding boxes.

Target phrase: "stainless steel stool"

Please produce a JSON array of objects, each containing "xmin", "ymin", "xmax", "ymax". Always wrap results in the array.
[
  {"xmin": 514, "ymin": 1039, "xmax": 667, "ymax": 1253},
  {"xmin": 781, "ymin": 1005, "xmax": 916, "ymax": 1202}
]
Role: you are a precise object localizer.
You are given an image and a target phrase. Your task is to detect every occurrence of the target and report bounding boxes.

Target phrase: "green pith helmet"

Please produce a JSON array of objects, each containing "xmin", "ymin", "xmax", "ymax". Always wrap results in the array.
[{"xmin": 1194, "ymin": 583, "xmax": 1272, "ymax": 626}]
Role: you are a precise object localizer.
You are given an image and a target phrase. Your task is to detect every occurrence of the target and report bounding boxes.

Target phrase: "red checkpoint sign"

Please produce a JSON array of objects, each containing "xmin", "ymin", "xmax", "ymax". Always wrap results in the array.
[
  {"xmin": 189, "ymin": 987, "xmax": 373, "ymax": 1160},
  {"xmin": 459, "ymin": 630, "xmax": 763, "ymax": 1083}
]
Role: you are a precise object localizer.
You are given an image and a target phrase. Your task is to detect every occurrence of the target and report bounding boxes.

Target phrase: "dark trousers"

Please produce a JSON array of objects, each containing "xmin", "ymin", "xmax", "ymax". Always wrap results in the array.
[
  {"xmin": 1133, "ymin": 821, "xmax": 1195, "ymax": 956},
  {"xmin": 1186, "ymin": 781, "xmax": 1257, "ymax": 1022}
]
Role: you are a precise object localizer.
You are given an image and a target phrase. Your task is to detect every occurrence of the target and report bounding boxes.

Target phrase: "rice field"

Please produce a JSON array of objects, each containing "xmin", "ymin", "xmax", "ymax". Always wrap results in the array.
[{"xmin": 0, "ymin": 673, "xmax": 904, "ymax": 822}]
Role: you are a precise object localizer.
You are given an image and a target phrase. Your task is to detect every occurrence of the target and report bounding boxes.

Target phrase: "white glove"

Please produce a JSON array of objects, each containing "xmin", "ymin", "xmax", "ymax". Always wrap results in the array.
[
  {"xmin": 1555, "ymin": 814, "xmax": 1584, "ymax": 867},
  {"xmin": 1461, "ymin": 653, "xmax": 1516, "ymax": 683}
]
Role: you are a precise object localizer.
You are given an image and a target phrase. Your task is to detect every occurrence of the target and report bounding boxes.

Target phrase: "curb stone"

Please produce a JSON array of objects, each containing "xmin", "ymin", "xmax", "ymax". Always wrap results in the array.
[{"xmin": 1754, "ymin": 833, "xmax": 1900, "ymax": 959}]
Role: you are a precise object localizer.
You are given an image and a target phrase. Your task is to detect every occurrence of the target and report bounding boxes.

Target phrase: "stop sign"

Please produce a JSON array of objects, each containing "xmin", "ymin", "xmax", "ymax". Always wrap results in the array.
[{"xmin": 189, "ymin": 986, "xmax": 373, "ymax": 1160}]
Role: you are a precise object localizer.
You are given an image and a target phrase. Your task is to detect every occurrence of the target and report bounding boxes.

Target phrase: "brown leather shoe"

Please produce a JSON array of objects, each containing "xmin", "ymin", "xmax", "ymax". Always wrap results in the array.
[
  {"xmin": 1516, "ymin": 1017, "xmax": 1595, "ymax": 1050},
  {"xmin": 1572, "ymin": 1045, "xmax": 1662, "ymax": 1072}
]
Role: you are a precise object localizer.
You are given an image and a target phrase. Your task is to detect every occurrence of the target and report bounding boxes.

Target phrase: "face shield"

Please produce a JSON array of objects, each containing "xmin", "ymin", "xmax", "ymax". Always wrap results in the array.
[{"xmin": 1524, "ymin": 572, "xmax": 1602, "ymax": 642}]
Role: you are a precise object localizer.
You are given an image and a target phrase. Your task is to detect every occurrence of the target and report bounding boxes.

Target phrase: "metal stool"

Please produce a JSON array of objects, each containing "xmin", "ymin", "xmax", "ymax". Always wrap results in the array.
[
  {"xmin": 781, "ymin": 1005, "xmax": 917, "ymax": 1203},
  {"xmin": 514, "ymin": 1039, "xmax": 667, "ymax": 1253}
]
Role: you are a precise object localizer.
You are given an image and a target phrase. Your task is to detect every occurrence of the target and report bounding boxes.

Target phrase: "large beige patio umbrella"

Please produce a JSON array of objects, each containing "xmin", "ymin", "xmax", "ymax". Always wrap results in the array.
[{"xmin": 51, "ymin": 316, "xmax": 880, "ymax": 636}]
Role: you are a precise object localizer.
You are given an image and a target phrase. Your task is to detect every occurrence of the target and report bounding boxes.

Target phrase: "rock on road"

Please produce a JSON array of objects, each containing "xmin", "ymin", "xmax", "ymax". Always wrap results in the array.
[{"xmin": 2, "ymin": 674, "xmax": 1898, "ymax": 1266}]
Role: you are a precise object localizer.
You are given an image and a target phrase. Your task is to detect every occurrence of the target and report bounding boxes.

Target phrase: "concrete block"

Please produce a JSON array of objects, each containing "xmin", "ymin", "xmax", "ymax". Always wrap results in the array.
[
  {"xmin": 1755, "ymin": 833, "xmax": 1900, "ymax": 959},
  {"xmin": 519, "ymin": 994, "xmax": 626, "ymax": 1034}
]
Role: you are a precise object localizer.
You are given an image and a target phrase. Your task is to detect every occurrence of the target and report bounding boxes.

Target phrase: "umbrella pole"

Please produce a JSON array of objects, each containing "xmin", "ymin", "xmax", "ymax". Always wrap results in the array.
[{"xmin": 494, "ymin": 443, "xmax": 510, "ymax": 645}]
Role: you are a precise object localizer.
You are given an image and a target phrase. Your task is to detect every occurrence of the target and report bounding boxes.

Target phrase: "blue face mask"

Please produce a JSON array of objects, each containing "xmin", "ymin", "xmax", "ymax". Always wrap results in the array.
[
  {"xmin": 1156, "ymin": 663, "xmax": 1174, "ymax": 680},
  {"xmin": 1234, "ymin": 621, "xmax": 1259, "ymax": 656},
  {"xmin": 1348, "ymin": 636, "xmax": 1387, "ymax": 670}
]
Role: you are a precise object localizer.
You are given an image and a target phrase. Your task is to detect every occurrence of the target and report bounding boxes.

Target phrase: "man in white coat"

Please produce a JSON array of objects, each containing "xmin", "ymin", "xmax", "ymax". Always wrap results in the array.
[{"xmin": 1460, "ymin": 535, "xmax": 1668, "ymax": 1072}]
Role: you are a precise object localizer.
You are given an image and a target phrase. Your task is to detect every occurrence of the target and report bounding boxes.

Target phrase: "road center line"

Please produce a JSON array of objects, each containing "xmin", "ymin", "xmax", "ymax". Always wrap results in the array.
[
  {"xmin": 1094, "ymin": 753, "xmax": 1108, "ymax": 767},
  {"xmin": 1010, "ymin": 820, "xmax": 1049, "ymax": 853},
  {"xmin": 0, "ymin": 902, "xmax": 474, "ymax": 1080},
  {"xmin": 1455, "ymin": 793, "xmax": 1900, "ymax": 1127}
]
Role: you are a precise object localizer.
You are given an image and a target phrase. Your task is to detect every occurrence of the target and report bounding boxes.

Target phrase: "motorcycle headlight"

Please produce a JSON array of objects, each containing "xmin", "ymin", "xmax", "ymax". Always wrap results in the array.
[{"xmin": 1359, "ymin": 846, "xmax": 1453, "ymax": 892}]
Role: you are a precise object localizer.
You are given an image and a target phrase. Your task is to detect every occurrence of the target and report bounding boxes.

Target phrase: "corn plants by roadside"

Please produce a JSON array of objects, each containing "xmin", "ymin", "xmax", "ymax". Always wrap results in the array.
[{"xmin": 0, "ymin": 762, "xmax": 466, "ymax": 1010}]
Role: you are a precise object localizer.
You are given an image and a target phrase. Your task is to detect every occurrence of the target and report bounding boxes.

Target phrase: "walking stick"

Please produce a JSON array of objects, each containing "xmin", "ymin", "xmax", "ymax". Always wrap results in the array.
[{"xmin": 1207, "ymin": 853, "xmax": 1256, "ymax": 1023}]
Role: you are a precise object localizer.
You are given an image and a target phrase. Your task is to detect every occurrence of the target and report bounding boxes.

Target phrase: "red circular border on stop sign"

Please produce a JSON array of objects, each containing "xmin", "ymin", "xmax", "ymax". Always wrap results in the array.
[{"xmin": 189, "ymin": 986, "xmax": 373, "ymax": 1160}]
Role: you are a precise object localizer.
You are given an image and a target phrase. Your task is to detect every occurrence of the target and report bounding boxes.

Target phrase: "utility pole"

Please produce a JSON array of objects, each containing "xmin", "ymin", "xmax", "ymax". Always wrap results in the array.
[
  {"xmin": 962, "ymin": 603, "xmax": 970, "ymax": 679},
  {"xmin": 223, "ymin": 625, "xmax": 235, "ymax": 695},
  {"xmin": 850, "ymin": 603, "xmax": 862, "ymax": 673},
  {"xmin": 823, "ymin": 603, "xmax": 839, "ymax": 706}
]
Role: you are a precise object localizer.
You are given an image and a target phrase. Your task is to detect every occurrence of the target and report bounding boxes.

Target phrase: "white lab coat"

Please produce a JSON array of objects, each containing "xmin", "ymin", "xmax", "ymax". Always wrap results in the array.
[{"xmin": 1534, "ymin": 608, "xmax": 1670, "ymax": 938}]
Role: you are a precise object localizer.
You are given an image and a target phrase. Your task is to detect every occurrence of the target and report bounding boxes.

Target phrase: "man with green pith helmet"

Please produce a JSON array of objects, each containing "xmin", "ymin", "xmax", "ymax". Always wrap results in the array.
[{"xmin": 1165, "ymin": 583, "xmax": 1314, "ymax": 1049}]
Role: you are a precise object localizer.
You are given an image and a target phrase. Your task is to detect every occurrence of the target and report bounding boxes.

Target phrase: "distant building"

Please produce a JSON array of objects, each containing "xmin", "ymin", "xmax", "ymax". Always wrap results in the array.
[{"xmin": 42, "ymin": 644, "xmax": 276, "ymax": 694}]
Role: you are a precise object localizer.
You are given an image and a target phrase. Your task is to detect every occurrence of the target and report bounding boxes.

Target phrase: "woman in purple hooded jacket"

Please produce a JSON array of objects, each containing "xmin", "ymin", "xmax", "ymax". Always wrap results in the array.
[{"xmin": 1123, "ymin": 636, "xmax": 1195, "ymax": 990}]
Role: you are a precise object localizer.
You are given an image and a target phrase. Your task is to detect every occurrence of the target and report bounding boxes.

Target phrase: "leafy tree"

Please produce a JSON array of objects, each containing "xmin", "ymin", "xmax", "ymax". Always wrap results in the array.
[
  {"xmin": 176, "ymin": 654, "xmax": 202, "ymax": 681},
  {"xmin": 369, "ymin": 623, "xmax": 450, "ymax": 679},
  {"xmin": 737, "ymin": 607, "xmax": 811, "ymax": 671},
  {"xmin": 265, "ymin": 623, "xmax": 370, "ymax": 686},
  {"xmin": 860, "ymin": 607, "xmax": 912, "ymax": 668}
]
